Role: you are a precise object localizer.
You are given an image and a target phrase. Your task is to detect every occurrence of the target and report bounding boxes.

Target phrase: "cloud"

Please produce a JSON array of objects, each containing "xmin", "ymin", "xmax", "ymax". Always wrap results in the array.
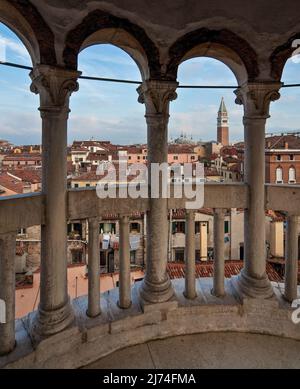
[
  {"xmin": 0, "ymin": 109, "xmax": 41, "ymax": 144},
  {"xmin": 178, "ymin": 57, "xmax": 237, "ymax": 86},
  {"xmin": 0, "ymin": 34, "xmax": 31, "ymax": 64},
  {"xmin": 69, "ymin": 114, "xmax": 147, "ymax": 145}
]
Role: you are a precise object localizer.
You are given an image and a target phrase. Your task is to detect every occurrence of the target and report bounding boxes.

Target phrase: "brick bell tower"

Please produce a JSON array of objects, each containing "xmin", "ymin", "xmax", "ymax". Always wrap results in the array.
[{"xmin": 217, "ymin": 97, "xmax": 229, "ymax": 146}]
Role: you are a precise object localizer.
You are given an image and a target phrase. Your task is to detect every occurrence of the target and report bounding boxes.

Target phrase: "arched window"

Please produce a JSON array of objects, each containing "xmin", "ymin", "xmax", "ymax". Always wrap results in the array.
[
  {"xmin": 276, "ymin": 167, "xmax": 283, "ymax": 184},
  {"xmin": 288, "ymin": 166, "xmax": 296, "ymax": 184}
]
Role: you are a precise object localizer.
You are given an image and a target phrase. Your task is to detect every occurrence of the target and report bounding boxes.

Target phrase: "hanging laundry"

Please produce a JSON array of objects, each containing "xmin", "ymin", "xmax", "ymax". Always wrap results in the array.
[
  {"xmin": 102, "ymin": 234, "xmax": 110, "ymax": 250},
  {"xmin": 130, "ymin": 235, "xmax": 140, "ymax": 251}
]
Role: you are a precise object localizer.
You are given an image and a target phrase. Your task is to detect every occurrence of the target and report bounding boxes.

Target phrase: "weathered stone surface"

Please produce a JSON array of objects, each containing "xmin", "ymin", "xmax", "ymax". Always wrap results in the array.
[
  {"xmin": 84, "ymin": 332, "xmax": 300, "ymax": 369},
  {"xmin": 1, "ymin": 279, "xmax": 300, "ymax": 369}
]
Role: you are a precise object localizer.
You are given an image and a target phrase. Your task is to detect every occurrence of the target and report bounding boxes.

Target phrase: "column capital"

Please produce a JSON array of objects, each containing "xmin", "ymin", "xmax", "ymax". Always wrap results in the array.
[
  {"xmin": 137, "ymin": 80, "xmax": 178, "ymax": 116},
  {"xmin": 30, "ymin": 65, "xmax": 81, "ymax": 113},
  {"xmin": 234, "ymin": 82, "xmax": 282, "ymax": 119}
]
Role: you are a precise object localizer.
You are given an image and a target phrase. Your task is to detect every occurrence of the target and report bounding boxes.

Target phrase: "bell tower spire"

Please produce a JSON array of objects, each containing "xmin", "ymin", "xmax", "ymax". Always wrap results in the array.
[{"xmin": 217, "ymin": 97, "xmax": 229, "ymax": 146}]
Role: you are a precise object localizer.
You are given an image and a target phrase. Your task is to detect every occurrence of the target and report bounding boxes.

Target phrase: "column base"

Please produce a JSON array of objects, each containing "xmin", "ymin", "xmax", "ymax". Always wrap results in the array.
[
  {"xmin": 211, "ymin": 288, "xmax": 226, "ymax": 298},
  {"xmin": 183, "ymin": 290, "xmax": 197, "ymax": 300},
  {"xmin": 233, "ymin": 270, "xmax": 274, "ymax": 299},
  {"xmin": 29, "ymin": 299, "xmax": 74, "ymax": 339},
  {"xmin": 139, "ymin": 275, "xmax": 174, "ymax": 305},
  {"xmin": 0, "ymin": 338, "xmax": 16, "ymax": 356}
]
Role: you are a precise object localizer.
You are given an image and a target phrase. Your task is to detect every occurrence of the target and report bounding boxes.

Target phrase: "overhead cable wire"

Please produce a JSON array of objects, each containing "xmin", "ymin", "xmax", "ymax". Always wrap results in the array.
[{"xmin": 0, "ymin": 61, "xmax": 299, "ymax": 89}]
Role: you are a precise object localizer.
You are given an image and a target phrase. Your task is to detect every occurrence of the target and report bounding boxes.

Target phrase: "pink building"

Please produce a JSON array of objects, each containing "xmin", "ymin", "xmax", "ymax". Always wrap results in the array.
[
  {"xmin": 167, "ymin": 145, "xmax": 198, "ymax": 164},
  {"xmin": 126, "ymin": 144, "xmax": 198, "ymax": 165}
]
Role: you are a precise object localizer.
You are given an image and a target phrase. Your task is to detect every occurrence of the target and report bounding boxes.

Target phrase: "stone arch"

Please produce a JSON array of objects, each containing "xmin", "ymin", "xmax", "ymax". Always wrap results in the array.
[
  {"xmin": 270, "ymin": 33, "xmax": 300, "ymax": 81},
  {"xmin": 63, "ymin": 10, "xmax": 161, "ymax": 81},
  {"xmin": 0, "ymin": 0, "xmax": 56, "ymax": 66},
  {"xmin": 166, "ymin": 28, "xmax": 259, "ymax": 85}
]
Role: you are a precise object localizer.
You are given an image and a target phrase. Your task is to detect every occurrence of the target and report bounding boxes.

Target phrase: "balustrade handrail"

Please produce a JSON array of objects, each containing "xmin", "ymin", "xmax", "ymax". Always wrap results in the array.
[
  {"xmin": 1, "ymin": 183, "xmax": 300, "ymax": 235},
  {"xmin": 0, "ymin": 182, "xmax": 299, "ymax": 358}
]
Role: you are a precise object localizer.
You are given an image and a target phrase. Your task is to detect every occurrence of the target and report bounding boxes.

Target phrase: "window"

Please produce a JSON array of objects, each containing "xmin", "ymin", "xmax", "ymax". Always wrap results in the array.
[
  {"xmin": 71, "ymin": 250, "xmax": 83, "ymax": 264},
  {"xmin": 224, "ymin": 221, "xmax": 229, "ymax": 234},
  {"xmin": 137, "ymin": 156, "xmax": 141, "ymax": 160},
  {"xmin": 130, "ymin": 251, "xmax": 136, "ymax": 264},
  {"xmin": 130, "ymin": 223, "xmax": 141, "ymax": 233},
  {"xmin": 191, "ymin": 156, "xmax": 195, "ymax": 160},
  {"xmin": 74, "ymin": 184, "xmax": 79, "ymax": 188},
  {"xmin": 100, "ymin": 251, "xmax": 106, "ymax": 268},
  {"xmin": 172, "ymin": 221, "xmax": 185, "ymax": 234},
  {"xmin": 174, "ymin": 156, "xmax": 179, "ymax": 160},
  {"xmin": 290, "ymin": 154, "xmax": 295, "ymax": 161},
  {"xmin": 289, "ymin": 166, "xmax": 296, "ymax": 183},
  {"xmin": 128, "ymin": 156, "xmax": 132, "ymax": 160},
  {"xmin": 175, "ymin": 249, "xmax": 185, "ymax": 262},
  {"xmin": 276, "ymin": 155, "xmax": 281, "ymax": 161},
  {"xmin": 276, "ymin": 167, "xmax": 283, "ymax": 183},
  {"xmin": 86, "ymin": 184, "xmax": 91, "ymax": 188},
  {"xmin": 18, "ymin": 228, "xmax": 27, "ymax": 235}
]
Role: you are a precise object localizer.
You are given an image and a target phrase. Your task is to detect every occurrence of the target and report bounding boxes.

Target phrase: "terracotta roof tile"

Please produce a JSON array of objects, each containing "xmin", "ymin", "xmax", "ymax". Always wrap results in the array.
[
  {"xmin": 167, "ymin": 261, "xmax": 283, "ymax": 282},
  {"xmin": 8, "ymin": 170, "xmax": 41, "ymax": 184},
  {"xmin": 0, "ymin": 173, "xmax": 24, "ymax": 194}
]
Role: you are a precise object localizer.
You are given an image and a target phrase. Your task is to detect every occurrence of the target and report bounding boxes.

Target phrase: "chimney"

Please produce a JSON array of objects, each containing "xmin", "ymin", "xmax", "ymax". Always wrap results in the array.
[
  {"xmin": 284, "ymin": 141, "xmax": 289, "ymax": 149},
  {"xmin": 267, "ymin": 141, "xmax": 271, "ymax": 148}
]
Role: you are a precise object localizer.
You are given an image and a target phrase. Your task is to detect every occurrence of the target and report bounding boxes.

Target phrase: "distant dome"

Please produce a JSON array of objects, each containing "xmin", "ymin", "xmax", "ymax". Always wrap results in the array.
[{"xmin": 172, "ymin": 132, "xmax": 196, "ymax": 145}]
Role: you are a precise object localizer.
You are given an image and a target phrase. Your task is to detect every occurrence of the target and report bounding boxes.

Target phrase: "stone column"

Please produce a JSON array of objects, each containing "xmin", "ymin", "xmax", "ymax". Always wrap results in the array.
[
  {"xmin": 234, "ymin": 82, "xmax": 282, "ymax": 298},
  {"xmin": 0, "ymin": 232, "xmax": 16, "ymax": 355},
  {"xmin": 137, "ymin": 80, "xmax": 178, "ymax": 304},
  {"xmin": 118, "ymin": 215, "xmax": 131, "ymax": 309},
  {"xmin": 87, "ymin": 217, "xmax": 101, "ymax": 317},
  {"xmin": 30, "ymin": 65, "xmax": 81, "ymax": 335},
  {"xmin": 184, "ymin": 210, "xmax": 197, "ymax": 299},
  {"xmin": 284, "ymin": 215, "xmax": 299, "ymax": 302},
  {"xmin": 212, "ymin": 209, "xmax": 225, "ymax": 297}
]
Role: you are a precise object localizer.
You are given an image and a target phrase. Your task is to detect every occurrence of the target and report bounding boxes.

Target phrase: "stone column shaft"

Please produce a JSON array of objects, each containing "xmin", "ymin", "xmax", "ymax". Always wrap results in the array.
[
  {"xmin": 234, "ymin": 82, "xmax": 282, "ymax": 298},
  {"xmin": 284, "ymin": 215, "xmax": 299, "ymax": 302},
  {"xmin": 137, "ymin": 80, "xmax": 178, "ymax": 304},
  {"xmin": 244, "ymin": 116, "xmax": 267, "ymax": 278},
  {"xmin": 30, "ymin": 65, "xmax": 80, "ymax": 336},
  {"xmin": 213, "ymin": 209, "xmax": 225, "ymax": 297},
  {"xmin": 0, "ymin": 232, "xmax": 16, "ymax": 355},
  {"xmin": 118, "ymin": 215, "xmax": 131, "ymax": 309},
  {"xmin": 184, "ymin": 211, "xmax": 196, "ymax": 299},
  {"xmin": 87, "ymin": 218, "xmax": 101, "ymax": 317}
]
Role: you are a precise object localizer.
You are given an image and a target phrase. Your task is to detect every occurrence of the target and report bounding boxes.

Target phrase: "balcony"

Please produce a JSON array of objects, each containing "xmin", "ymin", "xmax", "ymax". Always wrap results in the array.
[{"xmin": 0, "ymin": 183, "xmax": 299, "ymax": 368}]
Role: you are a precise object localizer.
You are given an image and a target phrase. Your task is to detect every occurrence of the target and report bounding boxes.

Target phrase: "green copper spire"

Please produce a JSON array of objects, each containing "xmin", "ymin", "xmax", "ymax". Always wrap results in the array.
[{"xmin": 218, "ymin": 97, "xmax": 227, "ymax": 114}]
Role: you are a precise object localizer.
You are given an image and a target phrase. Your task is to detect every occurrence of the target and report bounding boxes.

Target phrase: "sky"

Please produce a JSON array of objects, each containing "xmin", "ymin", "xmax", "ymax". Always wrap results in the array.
[{"xmin": 1, "ymin": 23, "xmax": 300, "ymax": 146}]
